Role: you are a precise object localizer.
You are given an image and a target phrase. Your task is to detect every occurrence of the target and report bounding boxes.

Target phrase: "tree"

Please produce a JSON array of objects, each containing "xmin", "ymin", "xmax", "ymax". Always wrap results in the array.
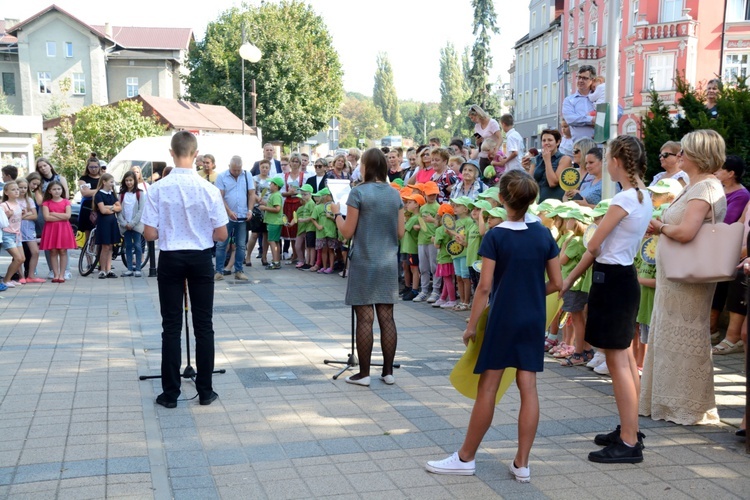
[
  {"xmin": 466, "ymin": 0, "xmax": 501, "ymax": 116},
  {"xmin": 373, "ymin": 52, "xmax": 401, "ymax": 131},
  {"xmin": 440, "ymin": 43, "xmax": 469, "ymax": 119},
  {"xmin": 51, "ymin": 101, "xmax": 165, "ymax": 184},
  {"xmin": 0, "ymin": 92, "xmax": 13, "ymax": 114},
  {"xmin": 185, "ymin": 1, "xmax": 344, "ymax": 145},
  {"xmin": 338, "ymin": 94, "xmax": 388, "ymax": 148},
  {"xmin": 43, "ymin": 77, "xmax": 71, "ymax": 120}
]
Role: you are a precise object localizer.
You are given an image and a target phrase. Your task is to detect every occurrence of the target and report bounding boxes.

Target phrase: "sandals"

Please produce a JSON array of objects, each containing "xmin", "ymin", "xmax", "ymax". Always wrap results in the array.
[
  {"xmin": 553, "ymin": 344, "xmax": 575, "ymax": 359},
  {"xmin": 549, "ymin": 342, "xmax": 568, "ymax": 356},
  {"xmin": 452, "ymin": 303, "xmax": 470, "ymax": 311},
  {"xmin": 544, "ymin": 338, "xmax": 559, "ymax": 352},
  {"xmin": 712, "ymin": 339, "xmax": 744, "ymax": 355},
  {"xmin": 560, "ymin": 349, "xmax": 594, "ymax": 367}
]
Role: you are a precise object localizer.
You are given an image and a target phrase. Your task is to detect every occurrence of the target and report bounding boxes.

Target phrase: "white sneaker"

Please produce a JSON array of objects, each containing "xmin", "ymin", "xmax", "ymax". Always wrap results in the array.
[
  {"xmin": 432, "ymin": 298, "xmax": 446, "ymax": 308},
  {"xmin": 440, "ymin": 300, "xmax": 458, "ymax": 309},
  {"xmin": 412, "ymin": 292, "xmax": 428, "ymax": 302},
  {"xmin": 509, "ymin": 461, "xmax": 530, "ymax": 483},
  {"xmin": 586, "ymin": 351, "xmax": 606, "ymax": 369},
  {"xmin": 134, "ymin": 271, "xmax": 142, "ymax": 277},
  {"xmin": 425, "ymin": 452, "xmax": 475, "ymax": 475},
  {"xmin": 426, "ymin": 292, "xmax": 440, "ymax": 303},
  {"xmin": 64, "ymin": 271, "xmax": 72, "ymax": 280},
  {"xmin": 594, "ymin": 361, "xmax": 610, "ymax": 375},
  {"xmin": 47, "ymin": 271, "xmax": 55, "ymax": 279}
]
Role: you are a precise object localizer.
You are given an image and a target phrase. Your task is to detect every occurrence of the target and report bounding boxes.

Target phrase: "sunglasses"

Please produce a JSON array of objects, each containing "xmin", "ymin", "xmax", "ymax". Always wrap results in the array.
[
  {"xmin": 659, "ymin": 152, "xmax": 677, "ymax": 159},
  {"xmin": 677, "ymin": 150, "xmax": 684, "ymax": 158},
  {"xmin": 573, "ymin": 149, "xmax": 580, "ymax": 154},
  {"xmin": 314, "ymin": 164, "xmax": 324, "ymax": 168}
]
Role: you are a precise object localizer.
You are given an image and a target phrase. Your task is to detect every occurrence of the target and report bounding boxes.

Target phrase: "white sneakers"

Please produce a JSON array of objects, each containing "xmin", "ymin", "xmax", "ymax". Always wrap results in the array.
[
  {"xmin": 508, "ymin": 461, "xmax": 530, "ymax": 483},
  {"xmin": 425, "ymin": 452, "xmax": 475, "ymax": 475},
  {"xmin": 594, "ymin": 361, "xmax": 610, "ymax": 375},
  {"xmin": 412, "ymin": 292, "xmax": 428, "ymax": 302},
  {"xmin": 586, "ymin": 351, "xmax": 606, "ymax": 369},
  {"xmin": 426, "ymin": 292, "xmax": 440, "ymax": 303}
]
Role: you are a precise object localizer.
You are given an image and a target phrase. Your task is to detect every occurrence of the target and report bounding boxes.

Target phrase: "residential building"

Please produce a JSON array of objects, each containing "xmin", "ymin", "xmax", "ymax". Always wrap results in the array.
[
  {"xmin": 562, "ymin": 0, "xmax": 740, "ymax": 136},
  {"xmin": 0, "ymin": 4, "xmax": 192, "ymax": 118},
  {"xmin": 510, "ymin": 0, "xmax": 565, "ymax": 149}
]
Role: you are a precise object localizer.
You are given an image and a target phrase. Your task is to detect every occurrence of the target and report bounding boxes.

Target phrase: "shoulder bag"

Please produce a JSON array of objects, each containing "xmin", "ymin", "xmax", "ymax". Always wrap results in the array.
[{"xmin": 658, "ymin": 186, "xmax": 743, "ymax": 283}]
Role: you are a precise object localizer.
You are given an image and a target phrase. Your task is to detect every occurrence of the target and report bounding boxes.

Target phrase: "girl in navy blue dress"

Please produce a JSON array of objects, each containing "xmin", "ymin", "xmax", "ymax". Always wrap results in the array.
[
  {"xmin": 427, "ymin": 170, "xmax": 562, "ymax": 482},
  {"xmin": 93, "ymin": 174, "xmax": 122, "ymax": 278}
]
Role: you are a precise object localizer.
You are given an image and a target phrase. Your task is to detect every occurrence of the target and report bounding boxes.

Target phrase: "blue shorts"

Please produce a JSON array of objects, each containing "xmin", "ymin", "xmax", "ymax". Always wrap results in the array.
[
  {"xmin": 452, "ymin": 256, "xmax": 469, "ymax": 278},
  {"xmin": 2, "ymin": 231, "xmax": 21, "ymax": 249}
]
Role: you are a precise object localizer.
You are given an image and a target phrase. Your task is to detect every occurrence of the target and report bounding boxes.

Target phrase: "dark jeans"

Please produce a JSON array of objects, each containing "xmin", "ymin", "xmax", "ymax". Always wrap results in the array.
[{"xmin": 157, "ymin": 249, "xmax": 215, "ymax": 401}]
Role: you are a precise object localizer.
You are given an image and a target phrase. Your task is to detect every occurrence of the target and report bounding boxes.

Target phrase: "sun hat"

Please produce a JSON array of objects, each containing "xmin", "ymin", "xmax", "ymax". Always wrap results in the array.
[
  {"xmin": 487, "ymin": 207, "xmax": 507, "ymax": 219},
  {"xmin": 647, "ymin": 178, "xmax": 683, "ymax": 197},
  {"xmin": 469, "ymin": 199, "xmax": 493, "ymax": 212},
  {"xmin": 313, "ymin": 187, "xmax": 331, "ymax": 197},
  {"xmin": 459, "ymin": 160, "xmax": 481, "ymax": 175},
  {"xmin": 451, "ymin": 196, "xmax": 474, "ymax": 207},
  {"xmin": 591, "ymin": 199, "xmax": 611, "ymax": 218},
  {"xmin": 477, "ymin": 186, "xmax": 500, "ymax": 201},
  {"xmin": 403, "ymin": 193, "xmax": 426, "ymax": 206},
  {"xmin": 270, "ymin": 177, "xmax": 284, "ymax": 188},
  {"xmin": 296, "ymin": 184, "xmax": 314, "ymax": 197},
  {"xmin": 423, "ymin": 182, "xmax": 439, "ymax": 196},
  {"xmin": 437, "ymin": 203, "xmax": 455, "ymax": 217}
]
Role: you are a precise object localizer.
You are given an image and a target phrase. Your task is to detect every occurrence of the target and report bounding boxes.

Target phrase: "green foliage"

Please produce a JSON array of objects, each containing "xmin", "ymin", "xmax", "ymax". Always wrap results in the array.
[
  {"xmin": 185, "ymin": 1, "xmax": 344, "ymax": 145},
  {"xmin": 373, "ymin": 52, "xmax": 401, "ymax": 131},
  {"xmin": 466, "ymin": 0, "xmax": 501, "ymax": 116},
  {"xmin": 51, "ymin": 101, "xmax": 165, "ymax": 185},
  {"xmin": 43, "ymin": 77, "xmax": 71, "ymax": 120},
  {"xmin": 0, "ymin": 92, "xmax": 13, "ymax": 114},
  {"xmin": 642, "ymin": 74, "xmax": 750, "ymax": 185},
  {"xmin": 440, "ymin": 42, "xmax": 471, "ymax": 138},
  {"xmin": 338, "ymin": 94, "xmax": 388, "ymax": 148}
]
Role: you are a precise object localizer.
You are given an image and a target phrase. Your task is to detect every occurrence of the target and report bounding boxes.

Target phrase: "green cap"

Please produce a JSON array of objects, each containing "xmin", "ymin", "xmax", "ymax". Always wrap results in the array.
[
  {"xmin": 313, "ymin": 187, "xmax": 331, "ymax": 197},
  {"xmin": 527, "ymin": 202, "xmax": 539, "ymax": 215},
  {"xmin": 296, "ymin": 184, "xmax": 314, "ymax": 197},
  {"xmin": 451, "ymin": 196, "xmax": 474, "ymax": 207},
  {"xmin": 477, "ymin": 186, "xmax": 500, "ymax": 201},
  {"xmin": 469, "ymin": 199, "xmax": 493, "ymax": 212},
  {"xmin": 270, "ymin": 177, "xmax": 284, "ymax": 188},
  {"xmin": 487, "ymin": 207, "xmax": 507, "ymax": 219},
  {"xmin": 647, "ymin": 178, "xmax": 683, "ymax": 196},
  {"xmin": 546, "ymin": 201, "xmax": 579, "ymax": 218},
  {"xmin": 536, "ymin": 198, "xmax": 562, "ymax": 214},
  {"xmin": 560, "ymin": 207, "xmax": 594, "ymax": 223},
  {"xmin": 392, "ymin": 178, "xmax": 404, "ymax": 187},
  {"xmin": 591, "ymin": 199, "xmax": 611, "ymax": 218}
]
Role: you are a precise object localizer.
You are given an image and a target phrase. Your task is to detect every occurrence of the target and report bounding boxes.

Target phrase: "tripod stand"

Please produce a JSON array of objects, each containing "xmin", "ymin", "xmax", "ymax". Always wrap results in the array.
[
  {"xmin": 139, "ymin": 280, "xmax": 225, "ymax": 382},
  {"xmin": 323, "ymin": 306, "xmax": 400, "ymax": 380}
]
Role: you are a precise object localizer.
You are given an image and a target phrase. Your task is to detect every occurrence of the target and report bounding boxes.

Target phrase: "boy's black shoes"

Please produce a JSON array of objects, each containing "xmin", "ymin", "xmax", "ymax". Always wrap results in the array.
[
  {"xmin": 589, "ymin": 436, "xmax": 643, "ymax": 464},
  {"xmin": 594, "ymin": 425, "xmax": 645, "ymax": 447},
  {"xmin": 199, "ymin": 391, "xmax": 219, "ymax": 406},
  {"xmin": 155, "ymin": 394, "xmax": 177, "ymax": 409}
]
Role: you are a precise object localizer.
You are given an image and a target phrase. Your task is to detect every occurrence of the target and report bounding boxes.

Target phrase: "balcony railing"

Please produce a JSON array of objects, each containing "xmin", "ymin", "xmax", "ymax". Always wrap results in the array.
[
  {"xmin": 577, "ymin": 45, "xmax": 602, "ymax": 60},
  {"xmin": 636, "ymin": 20, "xmax": 697, "ymax": 41}
]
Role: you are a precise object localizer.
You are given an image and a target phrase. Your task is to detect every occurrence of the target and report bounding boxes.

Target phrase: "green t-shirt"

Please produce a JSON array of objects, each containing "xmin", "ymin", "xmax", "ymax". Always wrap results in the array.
[
  {"xmin": 433, "ymin": 225, "xmax": 453, "ymax": 264},
  {"xmin": 635, "ymin": 248, "xmax": 657, "ymax": 325},
  {"xmin": 449, "ymin": 216, "xmax": 471, "ymax": 259},
  {"xmin": 418, "ymin": 202, "xmax": 439, "ymax": 245},
  {"xmin": 465, "ymin": 219, "xmax": 481, "ymax": 266},
  {"xmin": 311, "ymin": 201, "xmax": 337, "ymax": 239},
  {"xmin": 263, "ymin": 191, "xmax": 283, "ymax": 225},
  {"xmin": 401, "ymin": 214, "xmax": 419, "ymax": 254},
  {"xmin": 561, "ymin": 236, "xmax": 586, "ymax": 291},
  {"xmin": 296, "ymin": 199, "xmax": 315, "ymax": 233},
  {"xmin": 557, "ymin": 231, "xmax": 572, "ymax": 250},
  {"xmin": 311, "ymin": 203, "xmax": 326, "ymax": 239}
]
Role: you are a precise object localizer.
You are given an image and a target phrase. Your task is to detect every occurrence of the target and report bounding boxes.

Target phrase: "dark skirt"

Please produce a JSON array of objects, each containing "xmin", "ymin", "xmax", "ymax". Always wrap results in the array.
[
  {"xmin": 585, "ymin": 262, "xmax": 640, "ymax": 350},
  {"xmin": 78, "ymin": 201, "xmax": 95, "ymax": 232},
  {"xmin": 95, "ymin": 214, "xmax": 121, "ymax": 245}
]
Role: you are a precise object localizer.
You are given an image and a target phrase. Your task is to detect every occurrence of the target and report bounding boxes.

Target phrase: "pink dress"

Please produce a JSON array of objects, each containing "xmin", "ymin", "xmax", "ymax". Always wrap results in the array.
[{"xmin": 40, "ymin": 199, "xmax": 76, "ymax": 250}]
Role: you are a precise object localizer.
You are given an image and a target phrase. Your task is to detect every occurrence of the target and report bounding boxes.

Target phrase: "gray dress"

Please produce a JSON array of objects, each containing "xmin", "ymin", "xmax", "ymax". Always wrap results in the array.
[{"xmin": 345, "ymin": 182, "xmax": 403, "ymax": 306}]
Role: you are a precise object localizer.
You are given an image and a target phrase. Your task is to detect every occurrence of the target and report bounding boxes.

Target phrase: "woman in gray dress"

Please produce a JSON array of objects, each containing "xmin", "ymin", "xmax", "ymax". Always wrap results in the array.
[{"xmin": 331, "ymin": 148, "xmax": 405, "ymax": 387}]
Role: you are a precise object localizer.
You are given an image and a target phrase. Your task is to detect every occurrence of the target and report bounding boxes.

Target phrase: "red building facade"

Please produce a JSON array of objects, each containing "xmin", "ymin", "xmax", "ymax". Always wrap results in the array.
[{"xmin": 562, "ymin": 0, "xmax": 746, "ymax": 135}]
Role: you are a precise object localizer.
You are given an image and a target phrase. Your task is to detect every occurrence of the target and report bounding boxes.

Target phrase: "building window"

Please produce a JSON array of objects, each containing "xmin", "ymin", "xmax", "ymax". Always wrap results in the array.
[
  {"xmin": 578, "ymin": 19, "xmax": 585, "ymax": 42},
  {"xmin": 630, "ymin": 0, "xmax": 639, "ymax": 35},
  {"xmin": 73, "ymin": 73, "xmax": 86, "ymax": 95},
  {"xmin": 647, "ymin": 53, "xmax": 676, "ymax": 91},
  {"xmin": 542, "ymin": 4, "xmax": 547, "ymax": 23},
  {"xmin": 626, "ymin": 61, "xmax": 636, "ymax": 96},
  {"xmin": 544, "ymin": 41, "xmax": 550, "ymax": 65},
  {"xmin": 661, "ymin": 0, "xmax": 683, "ymax": 22},
  {"xmin": 590, "ymin": 20, "xmax": 598, "ymax": 45},
  {"xmin": 2, "ymin": 73, "xmax": 15, "ymax": 96},
  {"xmin": 542, "ymin": 85, "xmax": 548, "ymax": 107},
  {"xmin": 526, "ymin": 50, "xmax": 531, "ymax": 71},
  {"xmin": 534, "ymin": 46, "xmax": 539, "ymax": 68},
  {"xmin": 725, "ymin": 53, "xmax": 750, "ymax": 81},
  {"xmin": 126, "ymin": 77, "xmax": 139, "ymax": 98},
  {"xmin": 533, "ymin": 88, "xmax": 538, "ymax": 108},
  {"xmin": 65, "ymin": 42, "xmax": 73, "ymax": 58},
  {"xmin": 38, "ymin": 72, "xmax": 51, "ymax": 94},
  {"xmin": 519, "ymin": 54, "xmax": 524, "ymax": 74},
  {"xmin": 46, "ymin": 41, "xmax": 56, "ymax": 57},
  {"xmin": 625, "ymin": 120, "xmax": 638, "ymax": 136},
  {"xmin": 532, "ymin": 12, "xmax": 537, "ymax": 29},
  {"xmin": 551, "ymin": 82, "xmax": 558, "ymax": 103},
  {"xmin": 552, "ymin": 37, "xmax": 559, "ymax": 61},
  {"xmin": 727, "ymin": 0, "xmax": 750, "ymax": 21},
  {"xmin": 525, "ymin": 91, "xmax": 530, "ymax": 114}
]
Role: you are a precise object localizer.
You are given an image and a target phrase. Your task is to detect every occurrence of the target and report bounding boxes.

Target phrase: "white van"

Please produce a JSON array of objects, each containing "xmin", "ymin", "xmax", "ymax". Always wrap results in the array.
[{"xmin": 105, "ymin": 134, "xmax": 264, "ymax": 183}]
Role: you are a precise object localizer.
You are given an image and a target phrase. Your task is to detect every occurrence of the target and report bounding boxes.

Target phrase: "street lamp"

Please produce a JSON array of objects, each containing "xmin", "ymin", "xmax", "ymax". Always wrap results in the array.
[{"xmin": 239, "ymin": 25, "xmax": 262, "ymax": 134}]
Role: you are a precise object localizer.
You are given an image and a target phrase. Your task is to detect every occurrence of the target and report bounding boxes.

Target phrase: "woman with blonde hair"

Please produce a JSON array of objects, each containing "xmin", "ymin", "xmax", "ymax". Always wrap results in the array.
[
  {"xmin": 651, "ymin": 141, "xmax": 688, "ymax": 187},
  {"xmin": 642, "ymin": 129, "xmax": 728, "ymax": 426}
]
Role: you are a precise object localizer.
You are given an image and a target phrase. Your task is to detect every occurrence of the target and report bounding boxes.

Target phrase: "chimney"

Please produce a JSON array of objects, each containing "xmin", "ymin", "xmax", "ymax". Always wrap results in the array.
[{"xmin": 104, "ymin": 22, "xmax": 113, "ymax": 38}]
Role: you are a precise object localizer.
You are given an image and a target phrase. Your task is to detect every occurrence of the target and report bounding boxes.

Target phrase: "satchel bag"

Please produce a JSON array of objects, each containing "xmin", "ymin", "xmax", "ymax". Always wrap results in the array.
[{"xmin": 658, "ymin": 187, "xmax": 743, "ymax": 283}]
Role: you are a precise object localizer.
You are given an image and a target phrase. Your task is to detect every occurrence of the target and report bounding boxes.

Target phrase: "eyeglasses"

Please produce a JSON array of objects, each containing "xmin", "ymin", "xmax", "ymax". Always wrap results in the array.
[
  {"xmin": 314, "ymin": 164, "xmax": 324, "ymax": 168},
  {"xmin": 577, "ymin": 75, "xmax": 591, "ymax": 81},
  {"xmin": 421, "ymin": 153, "xmax": 430, "ymax": 158},
  {"xmin": 659, "ymin": 152, "xmax": 677, "ymax": 159}
]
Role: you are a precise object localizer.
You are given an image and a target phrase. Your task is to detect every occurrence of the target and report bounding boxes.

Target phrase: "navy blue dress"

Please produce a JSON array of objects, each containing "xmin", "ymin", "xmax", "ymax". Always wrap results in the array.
[
  {"xmin": 474, "ymin": 221, "xmax": 559, "ymax": 373},
  {"xmin": 94, "ymin": 191, "xmax": 121, "ymax": 245}
]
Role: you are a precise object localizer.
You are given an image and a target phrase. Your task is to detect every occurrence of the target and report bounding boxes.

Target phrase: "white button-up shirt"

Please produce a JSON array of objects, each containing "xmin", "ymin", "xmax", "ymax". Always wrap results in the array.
[{"xmin": 142, "ymin": 168, "xmax": 228, "ymax": 251}]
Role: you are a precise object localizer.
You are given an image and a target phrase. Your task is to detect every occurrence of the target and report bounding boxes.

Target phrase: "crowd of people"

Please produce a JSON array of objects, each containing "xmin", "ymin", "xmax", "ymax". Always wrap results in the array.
[{"xmin": 0, "ymin": 74, "xmax": 747, "ymax": 482}]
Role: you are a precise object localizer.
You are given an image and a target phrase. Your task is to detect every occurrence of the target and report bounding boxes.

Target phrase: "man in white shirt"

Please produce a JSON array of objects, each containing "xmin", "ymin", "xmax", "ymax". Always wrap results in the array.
[
  {"xmin": 497, "ymin": 114, "xmax": 524, "ymax": 172},
  {"xmin": 142, "ymin": 131, "xmax": 229, "ymax": 409},
  {"xmin": 562, "ymin": 64, "xmax": 597, "ymax": 143}
]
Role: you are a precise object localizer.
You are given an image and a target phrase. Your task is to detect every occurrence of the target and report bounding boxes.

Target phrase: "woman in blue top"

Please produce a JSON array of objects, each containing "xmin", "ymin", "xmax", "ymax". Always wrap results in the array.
[
  {"xmin": 426, "ymin": 170, "xmax": 562, "ymax": 483},
  {"xmin": 531, "ymin": 129, "xmax": 572, "ymax": 201},
  {"xmin": 565, "ymin": 147, "xmax": 603, "ymax": 207}
]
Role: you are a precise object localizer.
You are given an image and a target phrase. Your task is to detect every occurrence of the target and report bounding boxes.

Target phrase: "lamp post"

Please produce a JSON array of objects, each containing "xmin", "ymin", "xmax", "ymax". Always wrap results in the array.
[{"xmin": 239, "ymin": 25, "xmax": 262, "ymax": 134}]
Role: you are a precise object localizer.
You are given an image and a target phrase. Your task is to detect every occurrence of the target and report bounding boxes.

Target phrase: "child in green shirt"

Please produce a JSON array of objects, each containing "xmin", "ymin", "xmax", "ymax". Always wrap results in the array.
[
  {"xmin": 294, "ymin": 184, "xmax": 316, "ymax": 269},
  {"xmin": 400, "ymin": 193, "xmax": 423, "ymax": 301},
  {"xmin": 415, "ymin": 182, "xmax": 441, "ymax": 302},
  {"xmin": 448, "ymin": 196, "xmax": 474, "ymax": 311},
  {"xmin": 260, "ymin": 176, "xmax": 284, "ymax": 269},
  {"xmin": 433, "ymin": 203, "xmax": 457, "ymax": 308},
  {"xmin": 310, "ymin": 187, "xmax": 336, "ymax": 274}
]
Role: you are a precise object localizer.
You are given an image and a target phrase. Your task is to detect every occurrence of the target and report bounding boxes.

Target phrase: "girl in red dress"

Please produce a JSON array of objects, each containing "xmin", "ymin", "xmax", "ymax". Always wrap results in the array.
[{"xmin": 39, "ymin": 181, "xmax": 76, "ymax": 283}]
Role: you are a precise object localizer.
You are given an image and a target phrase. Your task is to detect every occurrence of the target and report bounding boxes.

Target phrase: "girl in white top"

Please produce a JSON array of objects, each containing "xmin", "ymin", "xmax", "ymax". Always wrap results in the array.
[{"xmin": 561, "ymin": 135, "xmax": 652, "ymax": 464}]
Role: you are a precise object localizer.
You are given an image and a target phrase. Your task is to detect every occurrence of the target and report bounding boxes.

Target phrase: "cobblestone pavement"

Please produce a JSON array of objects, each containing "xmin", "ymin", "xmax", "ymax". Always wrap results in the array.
[{"xmin": 0, "ymin": 251, "xmax": 748, "ymax": 499}]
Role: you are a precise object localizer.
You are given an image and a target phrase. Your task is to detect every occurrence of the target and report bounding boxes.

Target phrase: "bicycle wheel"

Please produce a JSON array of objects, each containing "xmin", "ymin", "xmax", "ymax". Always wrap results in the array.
[
  {"xmin": 78, "ymin": 228, "xmax": 100, "ymax": 276},
  {"xmin": 120, "ymin": 236, "xmax": 150, "ymax": 269}
]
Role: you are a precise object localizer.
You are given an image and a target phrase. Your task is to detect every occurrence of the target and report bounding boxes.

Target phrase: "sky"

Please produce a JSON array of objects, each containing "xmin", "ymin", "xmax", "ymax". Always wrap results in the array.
[{"xmin": 6, "ymin": 0, "xmax": 531, "ymax": 103}]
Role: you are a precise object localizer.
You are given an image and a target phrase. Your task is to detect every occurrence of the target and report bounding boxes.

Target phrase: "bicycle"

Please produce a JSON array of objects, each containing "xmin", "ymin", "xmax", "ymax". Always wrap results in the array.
[{"xmin": 78, "ymin": 226, "xmax": 150, "ymax": 276}]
